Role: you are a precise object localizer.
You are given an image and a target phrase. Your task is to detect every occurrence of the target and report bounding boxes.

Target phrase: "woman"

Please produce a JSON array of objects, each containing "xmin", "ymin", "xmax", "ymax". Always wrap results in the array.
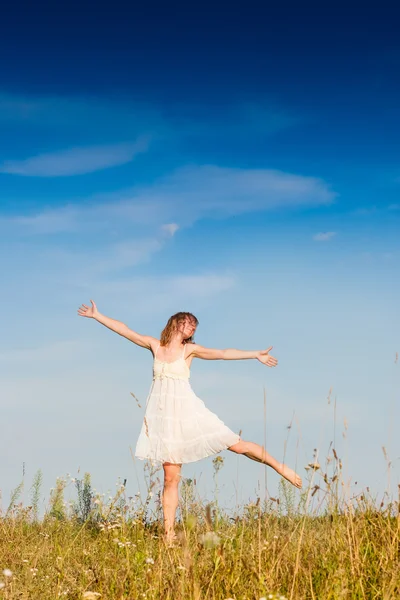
[{"xmin": 78, "ymin": 301, "xmax": 302, "ymax": 543}]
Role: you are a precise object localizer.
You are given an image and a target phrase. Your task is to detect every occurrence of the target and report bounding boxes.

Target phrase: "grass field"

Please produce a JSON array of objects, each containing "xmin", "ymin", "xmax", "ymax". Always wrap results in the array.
[{"xmin": 1, "ymin": 452, "xmax": 399, "ymax": 600}]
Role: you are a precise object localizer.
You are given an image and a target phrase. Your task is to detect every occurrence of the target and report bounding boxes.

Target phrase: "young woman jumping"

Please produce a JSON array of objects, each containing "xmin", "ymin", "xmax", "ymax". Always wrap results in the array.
[{"xmin": 78, "ymin": 302, "xmax": 302, "ymax": 543}]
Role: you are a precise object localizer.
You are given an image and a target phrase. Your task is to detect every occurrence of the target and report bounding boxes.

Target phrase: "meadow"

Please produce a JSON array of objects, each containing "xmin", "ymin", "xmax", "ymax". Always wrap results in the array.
[{"xmin": 1, "ymin": 450, "xmax": 399, "ymax": 600}]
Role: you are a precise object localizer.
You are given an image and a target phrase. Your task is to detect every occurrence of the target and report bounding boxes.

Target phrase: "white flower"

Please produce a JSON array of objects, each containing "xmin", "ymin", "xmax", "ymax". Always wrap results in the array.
[
  {"xmin": 2, "ymin": 569, "xmax": 12, "ymax": 578},
  {"xmin": 145, "ymin": 557, "xmax": 154, "ymax": 564},
  {"xmin": 199, "ymin": 532, "xmax": 221, "ymax": 548}
]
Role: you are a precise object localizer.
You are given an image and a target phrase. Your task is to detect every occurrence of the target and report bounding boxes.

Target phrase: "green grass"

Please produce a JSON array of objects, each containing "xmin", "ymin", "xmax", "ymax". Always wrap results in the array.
[{"xmin": 1, "ymin": 455, "xmax": 399, "ymax": 600}]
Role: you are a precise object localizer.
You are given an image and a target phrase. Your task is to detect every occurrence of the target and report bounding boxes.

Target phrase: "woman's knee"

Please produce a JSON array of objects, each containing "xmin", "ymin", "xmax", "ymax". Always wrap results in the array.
[
  {"xmin": 164, "ymin": 474, "xmax": 180, "ymax": 487},
  {"xmin": 163, "ymin": 463, "xmax": 182, "ymax": 486}
]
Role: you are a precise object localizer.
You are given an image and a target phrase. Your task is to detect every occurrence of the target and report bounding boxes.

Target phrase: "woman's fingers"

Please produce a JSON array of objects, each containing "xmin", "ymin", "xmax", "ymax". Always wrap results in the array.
[
  {"xmin": 77, "ymin": 301, "xmax": 95, "ymax": 317},
  {"xmin": 77, "ymin": 305, "xmax": 92, "ymax": 316}
]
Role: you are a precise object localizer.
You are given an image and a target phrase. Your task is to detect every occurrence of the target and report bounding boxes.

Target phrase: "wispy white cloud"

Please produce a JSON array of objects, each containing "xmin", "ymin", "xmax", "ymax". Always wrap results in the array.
[
  {"xmin": 161, "ymin": 223, "xmax": 180, "ymax": 237},
  {"xmin": 4, "ymin": 205, "xmax": 80, "ymax": 234},
  {"xmin": 313, "ymin": 231, "xmax": 337, "ymax": 242},
  {"xmin": 92, "ymin": 238, "xmax": 164, "ymax": 273},
  {"xmin": 0, "ymin": 136, "xmax": 150, "ymax": 177},
  {"xmin": 166, "ymin": 101, "xmax": 302, "ymax": 139},
  {"xmin": 0, "ymin": 92, "xmax": 301, "ymax": 141},
  {"xmin": 0, "ymin": 93, "xmax": 163, "ymax": 134},
  {"xmin": 1, "ymin": 165, "xmax": 336, "ymax": 234}
]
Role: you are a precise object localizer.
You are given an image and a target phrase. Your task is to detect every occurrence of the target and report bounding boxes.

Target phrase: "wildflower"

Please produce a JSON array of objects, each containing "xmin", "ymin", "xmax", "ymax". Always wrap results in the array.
[
  {"xmin": 2, "ymin": 569, "xmax": 12, "ymax": 578},
  {"xmin": 145, "ymin": 557, "xmax": 154, "ymax": 564},
  {"xmin": 82, "ymin": 592, "xmax": 101, "ymax": 599},
  {"xmin": 199, "ymin": 532, "xmax": 221, "ymax": 549},
  {"xmin": 307, "ymin": 462, "xmax": 320, "ymax": 470}
]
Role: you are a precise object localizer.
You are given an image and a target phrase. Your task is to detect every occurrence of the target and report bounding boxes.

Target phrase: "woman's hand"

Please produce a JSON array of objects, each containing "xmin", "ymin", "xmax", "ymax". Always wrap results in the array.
[
  {"xmin": 77, "ymin": 299, "xmax": 98, "ymax": 319},
  {"xmin": 257, "ymin": 346, "xmax": 278, "ymax": 367}
]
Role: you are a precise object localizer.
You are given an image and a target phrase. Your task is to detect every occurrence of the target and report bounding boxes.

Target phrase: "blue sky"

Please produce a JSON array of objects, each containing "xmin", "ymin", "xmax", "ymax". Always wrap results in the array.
[{"xmin": 0, "ymin": 2, "xmax": 399, "ymax": 513}]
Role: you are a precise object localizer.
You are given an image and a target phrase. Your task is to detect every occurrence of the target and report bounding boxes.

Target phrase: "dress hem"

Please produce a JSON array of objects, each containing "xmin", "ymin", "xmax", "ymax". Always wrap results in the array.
[{"xmin": 134, "ymin": 433, "xmax": 241, "ymax": 465}]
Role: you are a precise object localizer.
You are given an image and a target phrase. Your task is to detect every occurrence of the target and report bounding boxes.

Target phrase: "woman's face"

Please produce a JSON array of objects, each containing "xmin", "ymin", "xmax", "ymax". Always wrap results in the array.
[{"xmin": 178, "ymin": 317, "xmax": 197, "ymax": 339}]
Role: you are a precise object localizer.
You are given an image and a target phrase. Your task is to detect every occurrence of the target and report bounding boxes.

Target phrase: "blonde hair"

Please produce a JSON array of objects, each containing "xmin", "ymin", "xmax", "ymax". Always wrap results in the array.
[{"xmin": 160, "ymin": 312, "xmax": 199, "ymax": 346}]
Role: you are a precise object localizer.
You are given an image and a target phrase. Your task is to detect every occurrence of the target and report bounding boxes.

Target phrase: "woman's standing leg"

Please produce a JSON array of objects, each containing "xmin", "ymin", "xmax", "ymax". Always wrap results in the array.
[
  {"xmin": 228, "ymin": 440, "xmax": 302, "ymax": 488},
  {"xmin": 162, "ymin": 462, "xmax": 182, "ymax": 540}
]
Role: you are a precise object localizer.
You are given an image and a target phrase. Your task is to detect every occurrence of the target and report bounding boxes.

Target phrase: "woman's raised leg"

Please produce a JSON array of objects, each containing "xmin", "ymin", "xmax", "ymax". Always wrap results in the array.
[
  {"xmin": 162, "ymin": 462, "xmax": 182, "ymax": 541},
  {"xmin": 228, "ymin": 439, "xmax": 302, "ymax": 488}
]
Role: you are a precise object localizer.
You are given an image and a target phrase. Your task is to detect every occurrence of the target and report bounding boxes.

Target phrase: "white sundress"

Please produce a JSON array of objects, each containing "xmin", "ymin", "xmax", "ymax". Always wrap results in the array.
[{"xmin": 135, "ymin": 343, "xmax": 240, "ymax": 464}]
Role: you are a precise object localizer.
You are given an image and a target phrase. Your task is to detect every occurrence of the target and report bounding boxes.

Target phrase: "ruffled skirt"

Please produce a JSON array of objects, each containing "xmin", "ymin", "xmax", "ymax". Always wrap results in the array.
[{"xmin": 135, "ymin": 377, "xmax": 240, "ymax": 464}]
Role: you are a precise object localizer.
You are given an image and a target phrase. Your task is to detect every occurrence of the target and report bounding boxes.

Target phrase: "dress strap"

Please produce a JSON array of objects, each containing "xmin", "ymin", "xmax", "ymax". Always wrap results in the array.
[{"xmin": 154, "ymin": 343, "xmax": 160, "ymax": 359}]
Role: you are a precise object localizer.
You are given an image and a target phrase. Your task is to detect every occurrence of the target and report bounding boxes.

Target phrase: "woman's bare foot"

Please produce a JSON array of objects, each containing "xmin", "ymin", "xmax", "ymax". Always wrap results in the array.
[{"xmin": 278, "ymin": 463, "xmax": 302, "ymax": 488}]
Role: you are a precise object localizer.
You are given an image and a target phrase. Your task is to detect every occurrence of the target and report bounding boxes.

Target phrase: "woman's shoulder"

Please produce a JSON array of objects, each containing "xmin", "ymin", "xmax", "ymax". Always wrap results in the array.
[{"xmin": 149, "ymin": 338, "xmax": 161, "ymax": 355}]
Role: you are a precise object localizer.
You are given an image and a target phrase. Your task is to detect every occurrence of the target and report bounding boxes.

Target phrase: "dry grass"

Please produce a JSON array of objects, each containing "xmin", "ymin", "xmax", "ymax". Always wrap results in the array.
[{"xmin": 1, "ymin": 454, "xmax": 399, "ymax": 600}]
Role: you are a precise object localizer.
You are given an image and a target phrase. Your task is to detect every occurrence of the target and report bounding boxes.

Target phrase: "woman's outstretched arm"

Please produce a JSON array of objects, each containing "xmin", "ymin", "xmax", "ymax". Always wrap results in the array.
[
  {"xmin": 77, "ymin": 300, "xmax": 158, "ymax": 350},
  {"xmin": 188, "ymin": 344, "xmax": 278, "ymax": 367}
]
